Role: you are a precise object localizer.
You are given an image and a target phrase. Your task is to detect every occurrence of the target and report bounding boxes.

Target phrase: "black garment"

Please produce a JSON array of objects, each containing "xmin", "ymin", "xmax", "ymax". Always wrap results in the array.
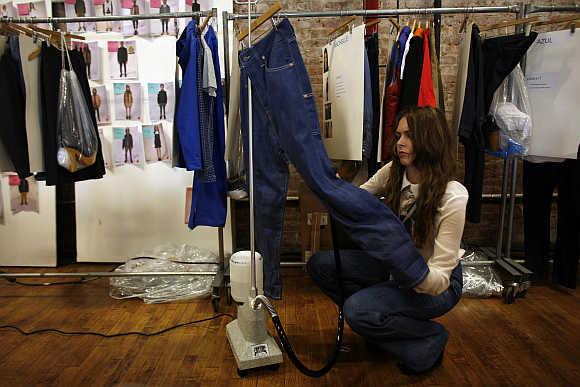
[
  {"xmin": 365, "ymin": 33, "xmax": 381, "ymax": 177},
  {"xmin": 157, "ymin": 89, "xmax": 168, "ymax": 104},
  {"xmin": 74, "ymin": 0, "xmax": 86, "ymax": 15},
  {"xmin": 18, "ymin": 178, "xmax": 29, "ymax": 193},
  {"xmin": 458, "ymin": 26, "xmax": 537, "ymax": 223},
  {"xmin": 523, "ymin": 156, "xmax": 579, "ymax": 288},
  {"xmin": 40, "ymin": 44, "xmax": 105, "ymax": 186},
  {"xmin": 399, "ymin": 36, "xmax": 424, "ymax": 111},
  {"xmin": 117, "ymin": 46, "xmax": 128, "ymax": 64},
  {"xmin": 0, "ymin": 52, "xmax": 30, "ymax": 179},
  {"xmin": 154, "ymin": 132, "xmax": 162, "ymax": 148}
]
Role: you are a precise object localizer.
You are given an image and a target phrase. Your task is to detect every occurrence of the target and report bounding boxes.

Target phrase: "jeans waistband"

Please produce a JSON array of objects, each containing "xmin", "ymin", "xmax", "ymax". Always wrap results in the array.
[{"xmin": 238, "ymin": 18, "xmax": 296, "ymax": 70}]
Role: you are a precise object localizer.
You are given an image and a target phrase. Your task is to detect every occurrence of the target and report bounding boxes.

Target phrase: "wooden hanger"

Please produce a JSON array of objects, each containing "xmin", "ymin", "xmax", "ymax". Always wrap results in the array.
[
  {"xmin": 532, "ymin": 15, "xmax": 580, "ymax": 28},
  {"xmin": 237, "ymin": 1, "xmax": 282, "ymax": 42},
  {"xmin": 328, "ymin": 16, "xmax": 356, "ymax": 37},
  {"xmin": 27, "ymin": 27, "xmax": 85, "ymax": 61},
  {"xmin": 198, "ymin": 11, "xmax": 213, "ymax": 33},
  {"xmin": 479, "ymin": 16, "xmax": 539, "ymax": 33},
  {"xmin": 459, "ymin": 14, "xmax": 470, "ymax": 34}
]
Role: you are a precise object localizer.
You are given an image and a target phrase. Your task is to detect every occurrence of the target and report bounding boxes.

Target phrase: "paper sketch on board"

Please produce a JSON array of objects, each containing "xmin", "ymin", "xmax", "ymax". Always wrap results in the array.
[
  {"xmin": 149, "ymin": 0, "xmax": 177, "ymax": 36},
  {"xmin": 108, "ymin": 40, "xmax": 138, "ymax": 80},
  {"xmin": 148, "ymin": 82, "xmax": 174, "ymax": 122},
  {"xmin": 143, "ymin": 123, "xmax": 170, "ymax": 163},
  {"xmin": 64, "ymin": 0, "xmax": 96, "ymax": 32},
  {"xmin": 92, "ymin": 85, "xmax": 111, "ymax": 125},
  {"xmin": 113, "ymin": 126, "xmax": 144, "ymax": 166},
  {"xmin": 95, "ymin": 0, "xmax": 120, "ymax": 32},
  {"xmin": 8, "ymin": 174, "xmax": 39, "ymax": 215},
  {"xmin": 114, "ymin": 82, "xmax": 141, "ymax": 121}
]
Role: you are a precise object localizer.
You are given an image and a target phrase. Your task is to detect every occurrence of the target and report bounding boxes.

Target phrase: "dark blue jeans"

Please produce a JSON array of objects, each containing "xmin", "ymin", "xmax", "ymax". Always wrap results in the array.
[
  {"xmin": 308, "ymin": 250, "xmax": 462, "ymax": 372},
  {"xmin": 238, "ymin": 19, "xmax": 429, "ymax": 299}
]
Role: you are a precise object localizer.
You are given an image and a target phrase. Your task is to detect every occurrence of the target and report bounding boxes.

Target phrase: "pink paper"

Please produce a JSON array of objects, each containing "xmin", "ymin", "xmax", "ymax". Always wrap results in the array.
[
  {"xmin": 65, "ymin": 0, "xmax": 76, "ymax": 5},
  {"xmin": 185, "ymin": 0, "xmax": 192, "ymax": 6},
  {"xmin": 8, "ymin": 175, "xmax": 20, "ymax": 186},
  {"xmin": 150, "ymin": 0, "xmax": 161, "ymax": 8},
  {"xmin": 93, "ymin": 0, "xmax": 105, "ymax": 5},
  {"xmin": 121, "ymin": 0, "xmax": 132, "ymax": 9},
  {"xmin": 108, "ymin": 41, "xmax": 120, "ymax": 52},
  {"xmin": 17, "ymin": 4, "xmax": 30, "ymax": 16}
]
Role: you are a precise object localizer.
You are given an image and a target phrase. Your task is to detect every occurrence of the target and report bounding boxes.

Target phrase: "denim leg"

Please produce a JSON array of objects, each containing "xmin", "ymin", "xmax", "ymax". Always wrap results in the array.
[
  {"xmin": 239, "ymin": 61, "xmax": 289, "ymax": 299},
  {"xmin": 306, "ymin": 250, "xmax": 390, "ymax": 305},
  {"xmin": 343, "ymin": 279, "xmax": 461, "ymax": 372},
  {"xmin": 239, "ymin": 19, "xmax": 429, "ymax": 297}
]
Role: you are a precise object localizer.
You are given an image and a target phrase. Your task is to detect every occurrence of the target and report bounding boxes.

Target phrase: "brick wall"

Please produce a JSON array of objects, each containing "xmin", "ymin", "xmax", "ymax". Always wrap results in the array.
[{"xmin": 232, "ymin": 0, "xmax": 577, "ymax": 256}]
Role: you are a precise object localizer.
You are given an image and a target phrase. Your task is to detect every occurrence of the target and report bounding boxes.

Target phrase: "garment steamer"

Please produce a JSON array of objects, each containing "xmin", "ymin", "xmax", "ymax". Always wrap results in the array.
[{"xmin": 226, "ymin": 0, "xmax": 345, "ymax": 378}]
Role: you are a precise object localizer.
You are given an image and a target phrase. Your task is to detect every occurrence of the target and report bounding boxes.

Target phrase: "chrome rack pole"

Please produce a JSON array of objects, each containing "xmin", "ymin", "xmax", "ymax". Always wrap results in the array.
[
  {"xmin": 0, "ymin": 271, "xmax": 218, "ymax": 278},
  {"xmin": 0, "ymin": 11, "xmax": 211, "ymax": 24},
  {"xmin": 527, "ymin": 4, "xmax": 580, "ymax": 14},
  {"xmin": 227, "ymin": 6, "xmax": 520, "ymax": 19},
  {"xmin": 222, "ymin": 10, "xmax": 231, "ymax": 113}
]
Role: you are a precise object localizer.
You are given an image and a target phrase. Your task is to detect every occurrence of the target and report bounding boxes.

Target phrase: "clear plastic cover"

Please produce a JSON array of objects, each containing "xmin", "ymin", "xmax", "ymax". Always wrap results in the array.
[
  {"xmin": 489, "ymin": 64, "xmax": 532, "ymax": 157},
  {"xmin": 462, "ymin": 264, "xmax": 504, "ymax": 298},
  {"xmin": 109, "ymin": 244, "xmax": 219, "ymax": 304},
  {"xmin": 56, "ymin": 47, "xmax": 99, "ymax": 173}
]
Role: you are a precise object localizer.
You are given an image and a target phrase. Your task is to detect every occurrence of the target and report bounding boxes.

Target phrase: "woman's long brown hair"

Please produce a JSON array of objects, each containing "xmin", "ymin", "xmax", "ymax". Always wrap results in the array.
[{"xmin": 383, "ymin": 107, "xmax": 457, "ymax": 248}]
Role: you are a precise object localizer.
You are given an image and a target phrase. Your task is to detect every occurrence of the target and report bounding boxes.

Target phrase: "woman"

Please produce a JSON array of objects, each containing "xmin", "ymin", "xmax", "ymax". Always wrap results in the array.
[
  {"xmin": 154, "ymin": 125, "xmax": 162, "ymax": 161},
  {"xmin": 308, "ymin": 106, "xmax": 468, "ymax": 374}
]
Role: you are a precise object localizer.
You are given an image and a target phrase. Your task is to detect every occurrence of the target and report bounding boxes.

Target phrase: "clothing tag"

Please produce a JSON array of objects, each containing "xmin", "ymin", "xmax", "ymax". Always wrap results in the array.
[{"xmin": 251, "ymin": 344, "xmax": 270, "ymax": 359}]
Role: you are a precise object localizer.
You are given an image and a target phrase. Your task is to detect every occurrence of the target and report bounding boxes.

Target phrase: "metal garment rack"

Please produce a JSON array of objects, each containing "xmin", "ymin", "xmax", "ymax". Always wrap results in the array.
[
  {"xmin": 221, "ymin": 4, "xmax": 522, "ymax": 269},
  {"xmin": 0, "ymin": 9, "xmax": 229, "ymax": 311},
  {"xmin": 496, "ymin": 3, "xmax": 580, "ymax": 261}
]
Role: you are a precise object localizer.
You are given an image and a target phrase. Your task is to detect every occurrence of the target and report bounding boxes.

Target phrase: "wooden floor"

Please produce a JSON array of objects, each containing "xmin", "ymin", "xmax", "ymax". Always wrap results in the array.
[{"xmin": 0, "ymin": 265, "xmax": 578, "ymax": 386}]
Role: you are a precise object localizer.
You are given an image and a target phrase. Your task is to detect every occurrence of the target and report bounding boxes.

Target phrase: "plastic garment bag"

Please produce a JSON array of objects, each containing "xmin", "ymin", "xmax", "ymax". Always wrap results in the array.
[
  {"xmin": 488, "ymin": 64, "xmax": 532, "ymax": 157},
  {"xmin": 56, "ymin": 38, "xmax": 99, "ymax": 172}
]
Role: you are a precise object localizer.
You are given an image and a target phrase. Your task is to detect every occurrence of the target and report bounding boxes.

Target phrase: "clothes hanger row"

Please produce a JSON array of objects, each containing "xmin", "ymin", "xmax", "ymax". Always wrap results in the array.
[{"xmin": 237, "ymin": 0, "xmax": 281, "ymax": 42}]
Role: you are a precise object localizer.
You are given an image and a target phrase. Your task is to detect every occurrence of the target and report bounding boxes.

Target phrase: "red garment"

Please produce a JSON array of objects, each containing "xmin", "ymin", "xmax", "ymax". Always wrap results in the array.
[
  {"xmin": 381, "ymin": 78, "xmax": 401, "ymax": 160},
  {"xmin": 418, "ymin": 29, "xmax": 436, "ymax": 108}
]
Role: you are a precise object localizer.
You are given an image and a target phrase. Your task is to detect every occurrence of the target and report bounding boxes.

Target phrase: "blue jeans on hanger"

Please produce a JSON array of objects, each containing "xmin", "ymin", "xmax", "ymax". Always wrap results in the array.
[
  {"xmin": 238, "ymin": 18, "xmax": 429, "ymax": 299},
  {"xmin": 308, "ymin": 250, "xmax": 462, "ymax": 373}
]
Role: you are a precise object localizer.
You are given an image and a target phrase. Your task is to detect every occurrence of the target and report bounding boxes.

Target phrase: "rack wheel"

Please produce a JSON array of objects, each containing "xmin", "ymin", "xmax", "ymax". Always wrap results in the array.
[
  {"xmin": 237, "ymin": 368, "xmax": 249, "ymax": 377},
  {"xmin": 226, "ymin": 286, "xmax": 232, "ymax": 305},
  {"xmin": 504, "ymin": 286, "xmax": 515, "ymax": 304}
]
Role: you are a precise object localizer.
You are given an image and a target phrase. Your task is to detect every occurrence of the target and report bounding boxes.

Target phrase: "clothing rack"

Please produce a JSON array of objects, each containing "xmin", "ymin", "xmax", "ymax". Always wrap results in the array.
[
  {"xmin": 0, "ymin": 8, "xmax": 227, "ymax": 312},
  {"xmin": 0, "ymin": 11, "xmax": 211, "ymax": 24},
  {"xmin": 497, "ymin": 3, "xmax": 580, "ymax": 261},
  {"xmin": 222, "ymin": 4, "xmax": 521, "ymax": 270},
  {"xmin": 221, "ymin": 3, "xmax": 579, "ymax": 271}
]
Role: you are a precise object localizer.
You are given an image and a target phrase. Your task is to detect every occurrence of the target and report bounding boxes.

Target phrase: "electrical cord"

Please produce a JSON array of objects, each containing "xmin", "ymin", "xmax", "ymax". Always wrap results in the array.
[
  {"xmin": 255, "ymin": 218, "xmax": 345, "ymax": 378},
  {"xmin": 0, "ymin": 313, "xmax": 234, "ymax": 338}
]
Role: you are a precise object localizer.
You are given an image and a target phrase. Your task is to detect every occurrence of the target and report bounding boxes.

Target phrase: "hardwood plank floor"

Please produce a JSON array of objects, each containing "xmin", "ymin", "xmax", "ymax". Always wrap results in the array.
[{"xmin": 0, "ymin": 264, "xmax": 578, "ymax": 386}]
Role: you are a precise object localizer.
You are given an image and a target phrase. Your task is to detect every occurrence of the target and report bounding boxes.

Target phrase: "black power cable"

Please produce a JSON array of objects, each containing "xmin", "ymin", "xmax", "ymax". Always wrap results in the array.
[
  {"xmin": 0, "ymin": 313, "xmax": 234, "ymax": 338},
  {"xmin": 260, "ymin": 218, "xmax": 345, "ymax": 378}
]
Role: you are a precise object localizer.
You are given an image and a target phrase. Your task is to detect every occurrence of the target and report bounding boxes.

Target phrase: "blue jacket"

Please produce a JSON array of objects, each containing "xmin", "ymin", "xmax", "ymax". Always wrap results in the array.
[{"xmin": 176, "ymin": 20, "xmax": 202, "ymax": 171}]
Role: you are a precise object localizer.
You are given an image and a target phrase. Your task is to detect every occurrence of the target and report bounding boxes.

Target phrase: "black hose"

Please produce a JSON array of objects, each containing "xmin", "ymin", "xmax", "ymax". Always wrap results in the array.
[{"xmin": 262, "ymin": 217, "xmax": 346, "ymax": 377}]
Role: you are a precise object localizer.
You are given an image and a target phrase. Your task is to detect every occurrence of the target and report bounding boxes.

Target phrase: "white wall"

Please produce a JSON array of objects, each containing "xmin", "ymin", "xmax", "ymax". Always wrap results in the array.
[{"xmin": 75, "ymin": 11, "xmax": 233, "ymax": 262}]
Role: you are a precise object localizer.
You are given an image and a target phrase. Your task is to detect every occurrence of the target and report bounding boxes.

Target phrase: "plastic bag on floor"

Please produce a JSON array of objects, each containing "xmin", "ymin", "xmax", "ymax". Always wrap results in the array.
[
  {"xmin": 462, "ymin": 264, "xmax": 504, "ymax": 298},
  {"xmin": 109, "ymin": 244, "xmax": 219, "ymax": 303}
]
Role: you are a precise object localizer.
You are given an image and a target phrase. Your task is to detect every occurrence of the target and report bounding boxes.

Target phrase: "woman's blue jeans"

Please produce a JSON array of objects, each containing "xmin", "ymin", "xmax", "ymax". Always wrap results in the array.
[{"xmin": 308, "ymin": 250, "xmax": 462, "ymax": 373}]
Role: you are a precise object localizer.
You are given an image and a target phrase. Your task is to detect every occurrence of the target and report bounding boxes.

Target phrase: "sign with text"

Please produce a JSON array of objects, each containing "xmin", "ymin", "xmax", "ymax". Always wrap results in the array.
[
  {"xmin": 322, "ymin": 24, "xmax": 365, "ymax": 160},
  {"xmin": 525, "ymin": 30, "xmax": 580, "ymax": 159}
]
